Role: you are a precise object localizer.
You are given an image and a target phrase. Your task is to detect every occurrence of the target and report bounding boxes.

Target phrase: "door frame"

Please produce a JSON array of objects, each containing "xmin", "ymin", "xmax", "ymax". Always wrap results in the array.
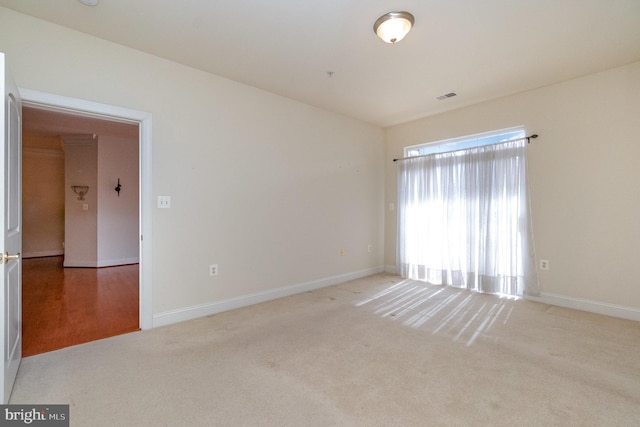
[{"xmin": 20, "ymin": 88, "xmax": 153, "ymax": 330}]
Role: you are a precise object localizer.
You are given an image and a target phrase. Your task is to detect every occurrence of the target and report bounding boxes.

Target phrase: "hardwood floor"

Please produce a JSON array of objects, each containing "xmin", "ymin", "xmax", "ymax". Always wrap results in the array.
[{"xmin": 22, "ymin": 256, "xmax": 140, "ymax": 357}]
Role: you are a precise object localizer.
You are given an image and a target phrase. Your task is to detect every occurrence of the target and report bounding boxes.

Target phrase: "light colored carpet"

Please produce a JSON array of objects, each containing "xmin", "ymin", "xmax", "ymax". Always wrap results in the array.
[{"xmin": 10, "ymin": 274, "xmax": 640, "ymax": 426}]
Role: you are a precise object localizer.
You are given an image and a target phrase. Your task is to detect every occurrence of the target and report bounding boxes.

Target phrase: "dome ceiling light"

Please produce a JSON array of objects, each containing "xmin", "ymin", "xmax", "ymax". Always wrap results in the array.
[{"xmin": 373, "ymin": 11, "xmax": 415, "ymax": 44}]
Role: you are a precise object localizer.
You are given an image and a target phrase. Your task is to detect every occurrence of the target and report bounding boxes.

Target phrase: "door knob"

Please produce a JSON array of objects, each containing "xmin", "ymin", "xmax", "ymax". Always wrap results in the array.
[{"xmin": 3, "ymin": 252, "xmax": 20, "ymax": 263}]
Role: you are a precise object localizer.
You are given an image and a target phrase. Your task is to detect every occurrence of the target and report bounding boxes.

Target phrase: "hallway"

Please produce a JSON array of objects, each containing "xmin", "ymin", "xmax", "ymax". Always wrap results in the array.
[{"xmin": 22, "ymin": 256, "xmax": 139, "ymax": 356}]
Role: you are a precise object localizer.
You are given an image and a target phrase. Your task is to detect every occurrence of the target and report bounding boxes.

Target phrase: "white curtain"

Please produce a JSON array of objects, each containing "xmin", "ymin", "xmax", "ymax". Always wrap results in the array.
[{"xmin": 396, "ymin": 139, "xmax": 539, "ymax": 297}]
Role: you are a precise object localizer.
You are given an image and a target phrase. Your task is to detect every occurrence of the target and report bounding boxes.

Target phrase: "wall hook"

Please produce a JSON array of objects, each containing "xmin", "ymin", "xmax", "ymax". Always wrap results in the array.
[{"xmin": 115, "ymin": 178, "xmax": 122, "ymax": 197}]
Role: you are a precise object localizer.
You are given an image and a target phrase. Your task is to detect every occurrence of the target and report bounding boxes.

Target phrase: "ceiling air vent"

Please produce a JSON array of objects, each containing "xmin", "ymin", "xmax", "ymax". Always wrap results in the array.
[{"xmin": 436, "ymin": 92, "xmax": 457, "ymax": 100}]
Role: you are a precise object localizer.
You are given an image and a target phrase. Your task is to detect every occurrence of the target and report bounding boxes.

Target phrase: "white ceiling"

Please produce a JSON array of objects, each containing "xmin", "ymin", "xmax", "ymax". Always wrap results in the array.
[{"xmin": 2, "ymin": 0, "xmax": 640, "ymax": 127}]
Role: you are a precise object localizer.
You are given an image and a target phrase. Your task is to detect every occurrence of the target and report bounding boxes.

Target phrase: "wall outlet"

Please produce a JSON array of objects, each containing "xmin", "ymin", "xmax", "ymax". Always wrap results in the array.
[
  {"xmin": 539, "ymin": 259, "xmax": 549, "ymax": 270},
  {"xmin": 367, "ymin": 244, "xmax": 373, "ymax": 252},
  {"xmin": 209, "ymin": 264, "xmax": 219, "ymax": 276}
]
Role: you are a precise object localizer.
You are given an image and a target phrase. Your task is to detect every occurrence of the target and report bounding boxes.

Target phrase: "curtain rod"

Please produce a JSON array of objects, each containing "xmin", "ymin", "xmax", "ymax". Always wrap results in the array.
[{"xmin": 393, "ymin": 134, "xmax": 538, "ymax": 162}]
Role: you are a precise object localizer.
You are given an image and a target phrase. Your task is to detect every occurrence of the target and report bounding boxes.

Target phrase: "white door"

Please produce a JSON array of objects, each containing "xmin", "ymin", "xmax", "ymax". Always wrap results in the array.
[{"xmin": 0, "ymin": 52, "xmax": 22, "ymax": 404}]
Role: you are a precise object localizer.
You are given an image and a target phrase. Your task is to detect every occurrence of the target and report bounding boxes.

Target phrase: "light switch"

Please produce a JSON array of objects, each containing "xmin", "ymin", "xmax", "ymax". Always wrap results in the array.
[{"xmin": 158, "ymin": 196, "xmax": 171, "ymax": 209}]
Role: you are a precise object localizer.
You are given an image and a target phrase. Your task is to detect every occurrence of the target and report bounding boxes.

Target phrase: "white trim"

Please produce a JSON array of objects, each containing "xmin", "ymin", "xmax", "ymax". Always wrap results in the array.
[
  {"xmin": 384, "ymin": 264, "xmax": 397, "ymax": 274},
  {"xmin": 63, "ymin": 260, "xmax": 96, "ymax": 268},
  {"xmin": 526, "ymin": 292, "xmax": 640, "ymax": 322},
  {"xmin": 18, "ymin": 89, "xmax": 142, "ymax": 125},
  {"xmin": 153, "ymin": 266, "xmax": 385, "ymax": 328},
  {"xmin": 22, "ymin": 250, "xmax": 64, "ymax": 259},
  {"xmin": 22, "ymin": 147, "xmax": 64, "ymax": 159},
  {"xmin": 138, "ymin": 114, "xmax": 153, "ymax": 329},
  {"xmin": 97, "ymin": 258, "xmax": 139, "ymax": 267},
  {"xmin": 62, "ymin": 258, "xmax": 139, "ymax": 268},
  {"xmin": 19, "ymin": 88, "xmax": 153, "ymax": 330}
]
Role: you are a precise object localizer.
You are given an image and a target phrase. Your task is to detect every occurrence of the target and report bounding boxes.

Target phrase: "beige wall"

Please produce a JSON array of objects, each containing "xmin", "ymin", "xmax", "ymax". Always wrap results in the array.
[
  {"xmin": 22, "ymin": 132, "xmax": 139, "ymax": 266},
  {"xmin": 22, "ymin": 135, "xmax": 65, "ymax": 258},
  {"xmin": 97, "ymin": 135, "xmax": 139, "ymax": 266},
  {"xmin": 63, "ymin": 137, "xmax": 98, "ymax": 267},
  {"xmin": 7, "ymin": 6, "xmax": 635, "ymax": 320},
  {"xmin": 385, "ymin": 61, "xmax": 640, "ymax": 310},
  {"xmin": 0, "ymin": 8, "xmax": 385, "ymax": 316}
]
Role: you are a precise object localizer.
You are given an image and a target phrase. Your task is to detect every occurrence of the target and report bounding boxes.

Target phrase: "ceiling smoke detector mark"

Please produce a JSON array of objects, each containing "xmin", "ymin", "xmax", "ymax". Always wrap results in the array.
[{"xmin": 436, "ymin": 92, "xmax": 457, "ymax": 100}]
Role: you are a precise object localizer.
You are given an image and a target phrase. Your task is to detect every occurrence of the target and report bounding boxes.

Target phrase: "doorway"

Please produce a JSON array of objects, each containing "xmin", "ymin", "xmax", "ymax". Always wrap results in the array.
[
  {"xmin": 22, "ymin": 105, "xmax": 140, "ymax": 355},
  {"xmin": 19, "ymin": 89, "xmax": 153, "ymax": 354}
]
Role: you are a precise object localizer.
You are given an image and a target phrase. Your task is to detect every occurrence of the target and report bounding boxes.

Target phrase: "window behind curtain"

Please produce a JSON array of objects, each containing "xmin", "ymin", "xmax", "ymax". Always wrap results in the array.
[
  {"xmin": 405, "ymin": 129, "xmax": 525, "ymax": 157},
  {"xmin": 396, "ymin": 130, "xmax": 539, "ymax": 298}
]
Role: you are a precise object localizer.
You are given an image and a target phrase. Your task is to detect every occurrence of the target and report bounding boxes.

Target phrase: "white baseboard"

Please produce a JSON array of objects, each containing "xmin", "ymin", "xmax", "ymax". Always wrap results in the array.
[
  {"xmin": 526, "ymin": 292, "xmax": 640, "ymax": 322},
  {"xmin": 63, "ymin": 260, "xmax": 95, "ymax": 267},
  {"xmin": 23, "ymin": 250, "xmax": 64, "ymax": 259},
  {"xmin": 97, "ymin": 257, "xmax": 139, "ymax": 267},
  {"xmin": 153, "ymin": 266, "xmax": 385, "ymax": 328},
  {"xmin": 63, "ymin": 257, "xmax": 139, "ymax": 268},
  {"xmin": 384, "ymin": 264, "xmax": 397, "ymax": 274}
]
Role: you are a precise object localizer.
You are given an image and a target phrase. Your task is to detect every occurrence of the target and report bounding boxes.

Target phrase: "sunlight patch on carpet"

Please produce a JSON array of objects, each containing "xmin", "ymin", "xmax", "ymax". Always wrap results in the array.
[{"xmin": 355, "ymin": 279, "xmax": 516, "ymax": 346}]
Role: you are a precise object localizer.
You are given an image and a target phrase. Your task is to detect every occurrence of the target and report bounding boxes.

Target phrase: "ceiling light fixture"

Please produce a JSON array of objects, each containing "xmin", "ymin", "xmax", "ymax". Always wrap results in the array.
[
  {"xmin": 373, "ymin": 11, "xmax": 415, "ymax": 44},
  {"xmin": 78, "ymin": 0, "xmax": 98, "ymax": 6}
]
